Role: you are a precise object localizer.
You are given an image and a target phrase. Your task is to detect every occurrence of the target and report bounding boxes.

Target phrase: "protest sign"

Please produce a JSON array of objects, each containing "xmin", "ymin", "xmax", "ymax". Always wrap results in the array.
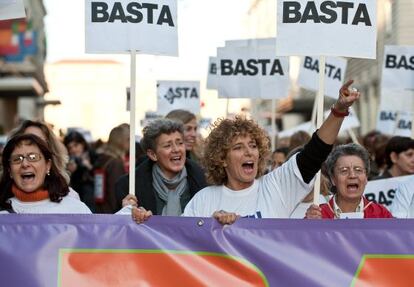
[
  {"xmin": 298, "ymin": 56, "xmax": 347, "ymax": 99},
  {"xmin": 206, "ymin": 56, "xmax": 218, "ymax": 90},
  {"xmin": 85, "ymin": 0, "xmax": 178, "ymax": 55},
  {"xmin": 216, "ymin": 39, "xmax": 289, "ymax": 99},
  {"xmin": 365, "ymin": 175, "xmax": 414, "ymax": 207},
  {"xmin": 276, "ymin": 0, "xmax": 377, "ymax": 58},
  {"xmin": 157, "ymin": 80, "xmax": 200, "ymax": 115},
  {"xmin": 376, "ymin": 110, "xmax": 413, "ymax": 137},
  {"xmin": 381, "ymin": 45, "xmax": 414, "ymax": 92}
]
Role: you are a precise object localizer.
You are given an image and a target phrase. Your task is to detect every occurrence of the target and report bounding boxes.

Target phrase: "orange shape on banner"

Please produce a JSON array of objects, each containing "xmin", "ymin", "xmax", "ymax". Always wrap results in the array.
[
  {"xmin": 352, "ymin": 255, "xmax": 414, "ymax": 287},
  {"xmin": 59, "ymin": 249, "xmax": 268, "ymax": 287}
]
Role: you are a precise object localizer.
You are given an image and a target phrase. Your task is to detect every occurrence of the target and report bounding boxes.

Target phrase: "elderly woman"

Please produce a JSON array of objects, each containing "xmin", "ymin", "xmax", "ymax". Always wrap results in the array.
[
  {"xmin": 165, "ymin": 109, "xmax": 203, "ymax": 163},
  {"xmin": 0, "ymin": 134, "xmax": 91, "ymax": 213},
  {"xmin": 180, "ymin": 80, "xmax": 360, "ymax": 224},
  {"xmin": 117, "ymin": 118, "xmax": 207, "ymax": 220},
  {"xmin": 306, "ymin": 143, "xmax": 392, "ymax": 219}
]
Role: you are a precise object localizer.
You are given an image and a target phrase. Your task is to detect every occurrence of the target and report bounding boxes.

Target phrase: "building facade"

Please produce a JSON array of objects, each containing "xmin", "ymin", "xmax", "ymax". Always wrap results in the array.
[{"xmin": 0, "ymin": 0, "xmax": 47, "ymax": 133}]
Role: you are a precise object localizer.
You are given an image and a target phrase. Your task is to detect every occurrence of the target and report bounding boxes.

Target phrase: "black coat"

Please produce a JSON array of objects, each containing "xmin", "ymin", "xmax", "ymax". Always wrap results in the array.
[{"xmin": 115, "ymin": 157, "xmax": 207, "ymax": 214}]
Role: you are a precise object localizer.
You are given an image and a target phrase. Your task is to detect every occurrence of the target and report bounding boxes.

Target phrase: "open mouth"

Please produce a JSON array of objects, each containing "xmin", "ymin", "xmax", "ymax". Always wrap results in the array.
[
  {"xmin": 346, "ymin": 183, "xmax": 359, "ymax": 192},
  {"xmin": 242, "ymin": 161, "xmax": 255, "ymax": 173},
  {"xmin": 171, "ymin": 156, "xmax": 182, "ymax": 163},
  {"xmin": 20, "ymin": 172, "xmax": 35, "ymax": 182}
]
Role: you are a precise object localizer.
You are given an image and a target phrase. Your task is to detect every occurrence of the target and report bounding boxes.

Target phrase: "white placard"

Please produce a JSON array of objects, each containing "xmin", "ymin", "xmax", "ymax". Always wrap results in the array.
[
  {"xmin": 157, "ymin": 81, "xmax": 200, "ymax": 115},
  {"xmin": 365, "ymin": 175, "xmax": 414, "ymax": 207},
  {"xmin": 0, "ymin": 0, "xmax": 25, "ymax": 20},
  {"xmin": 217, "ymin": 39, "xmax": 289, "ymax": 99},
  {"xmin": 298, "ymin": 56, "xmax": 347, "ymax": 99},
  {"xmin": 276, "ymin": 0, "xmax": 377, "ymax": 59},
  {"xmin": 394, "ymin": 111, "xmax": 413, "ymax": 137},
  {"xmin": 376, "ymin": 110, "xmax": 413, "ymax": 137},
  {"xmin": 85, "ymin": 0, "xmax": 178, "ymax": 55},
  {"xmin": 376, "ymin": 109, "xmax": 398, "ymax": 136},
  {"xmin": 381, "ymin": 45, "xmax": 414, "ymax": 92},
  {"xmin": 206, "ymin": 56, "xmax": 218, "ymax": 90}
]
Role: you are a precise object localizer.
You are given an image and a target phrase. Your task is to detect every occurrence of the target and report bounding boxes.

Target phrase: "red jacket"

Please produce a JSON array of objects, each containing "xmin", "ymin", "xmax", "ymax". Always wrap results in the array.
[{"xmin": 320, "ymin": 196, "xmax": 393, "ymax": 219}]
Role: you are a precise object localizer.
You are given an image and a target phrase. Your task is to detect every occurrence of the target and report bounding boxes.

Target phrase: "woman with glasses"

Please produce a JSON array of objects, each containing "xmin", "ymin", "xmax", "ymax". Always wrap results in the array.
[
  {"xmin": 0, "ymin": 134, "xmax": 91, "ymax": 213},
  {"xmin": 306, "ymin": 143, "xmax": 393, "ymax": 219}
]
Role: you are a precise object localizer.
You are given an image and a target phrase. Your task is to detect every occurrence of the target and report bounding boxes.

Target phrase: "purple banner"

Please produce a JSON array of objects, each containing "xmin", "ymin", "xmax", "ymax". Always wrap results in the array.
[{"xmin": 0, "ymin": 215, "xmax": 413, "ymax": 286}]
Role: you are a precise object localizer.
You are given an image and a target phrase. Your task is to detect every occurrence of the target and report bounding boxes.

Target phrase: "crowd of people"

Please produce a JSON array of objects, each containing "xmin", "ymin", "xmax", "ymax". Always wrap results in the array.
[{"xmin": 1, "ymin": 80, "xmax": 414, "ymax": 222}]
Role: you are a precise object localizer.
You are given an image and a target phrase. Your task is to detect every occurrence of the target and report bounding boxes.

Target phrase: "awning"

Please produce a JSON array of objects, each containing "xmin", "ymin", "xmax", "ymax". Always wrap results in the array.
[{"xmin": 0, "ymin": 76, "xmax": 44, "ymax": 97}]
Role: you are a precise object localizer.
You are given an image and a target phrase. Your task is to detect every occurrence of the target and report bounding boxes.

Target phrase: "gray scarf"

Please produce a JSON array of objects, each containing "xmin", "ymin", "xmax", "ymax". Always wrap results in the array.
[{"xmin": 152, "ymin": 164, "xmax": 188, "ymax": 216}]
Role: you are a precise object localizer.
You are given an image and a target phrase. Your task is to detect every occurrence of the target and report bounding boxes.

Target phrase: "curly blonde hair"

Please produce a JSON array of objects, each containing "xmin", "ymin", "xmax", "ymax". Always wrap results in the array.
[{"xmin": 203, "ymin": 116, "xmax": 270, "ymax": 185}]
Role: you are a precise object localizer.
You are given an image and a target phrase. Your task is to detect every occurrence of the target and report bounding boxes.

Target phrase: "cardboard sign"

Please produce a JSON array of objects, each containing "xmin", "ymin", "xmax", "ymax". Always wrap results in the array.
[
  {"xmin": 376, "ymin": 110, "xmax": 413, "ymax": 137},
  {"xmin": 298, "ymin": 56, "xmax": 347, "ymax": 99},
  {"xmin": 0, "ymin": 0, "xmax": 25, "ymax": 20},
  {"xmin": 206, "ymin": 56, "xmax": 218, "ymax": 90},
  {"xmin": 381, "ymin": 45, "xmax": 414, "ymax": 92},
  {"xmin": 216, "ymin": 39, "xmax": 289, "ymax": 99},
  {"xmin": 157, "ymin": 81, "xmax": 200, "ymax": 115},
  {"xmin": 364, "ymin": 175, "xmax": 414, "ymax": 207},
  {"xmin": 85, "ymin": 0, "xmax": 178, "ymax": 55},
  {"xmin": 276, "ymin": 0, "xmax": 377, "ymax": 58}
]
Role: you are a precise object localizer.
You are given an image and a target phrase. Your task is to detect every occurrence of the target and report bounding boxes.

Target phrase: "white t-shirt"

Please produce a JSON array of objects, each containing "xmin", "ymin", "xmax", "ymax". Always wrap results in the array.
[
  {"xmin": 183, "ymin": 154, "xmax": 313, "ymax": 218},
  {"xmin": 390, "ymin": 177, "xmax": 414, "ymax": 218},
  {"xmin": 1, "ymin": 196, "xmax": 92, "ymax": 214}
]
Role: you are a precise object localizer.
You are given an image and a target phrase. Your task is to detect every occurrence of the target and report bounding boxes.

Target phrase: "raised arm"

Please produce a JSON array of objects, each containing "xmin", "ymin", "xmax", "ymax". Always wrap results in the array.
[
  {"xmin": 317, "ymin": 79, "xmax": 360, "ymax": 144},
  {"xmin": 296, "ymin": 80, "xmax": 360, "ymax": 183}
]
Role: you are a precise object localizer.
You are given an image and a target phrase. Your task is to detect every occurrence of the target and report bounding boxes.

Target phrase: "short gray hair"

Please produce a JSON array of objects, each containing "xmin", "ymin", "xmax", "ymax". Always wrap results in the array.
[
  {"xmin": 141, "ymin": 118, "xmax": 184, "ymax": 151},
  {"xmin": 325, "ymin": 143, "xmax": 370, "ymax": 180}
]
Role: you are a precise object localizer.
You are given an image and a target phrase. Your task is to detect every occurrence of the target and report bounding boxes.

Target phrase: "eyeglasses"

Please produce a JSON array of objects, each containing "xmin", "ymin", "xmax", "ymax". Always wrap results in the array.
[
  {"xmin": 9, "ymin": 153, "xmax": 42, "ymax": 165},
  {"xmin": 336, "ymin": 166, "xmax": 366, "ymax": 176}
]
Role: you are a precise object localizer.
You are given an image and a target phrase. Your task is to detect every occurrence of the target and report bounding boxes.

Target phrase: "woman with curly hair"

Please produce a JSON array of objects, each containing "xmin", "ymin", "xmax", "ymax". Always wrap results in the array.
[{"xmin": 182, "ymin": 80, "xmax": 360, "ymax": 224}]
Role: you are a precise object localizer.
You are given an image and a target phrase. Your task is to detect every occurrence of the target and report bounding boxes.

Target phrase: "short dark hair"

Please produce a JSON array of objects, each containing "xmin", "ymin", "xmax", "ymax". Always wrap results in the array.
[
  {"xmin": 385, "ymin": 136, "xmax": 414, "ymax": 168},
  {"xmin": 325, "ymin": 143, "xmax": 371, "ymax": 181},
  {"xmin": 64, "ymin": 131, "xmax": 89, "ymax": 151},
  {"xmin": 273, "ymin": 146, "xmax": 289, "ymax": 157},
  {"xmin": 141, "ymin": 119, "xmax": 184, "ymax": 152},
  {"xmin": 0, "ymin": 134, "xmax": 69, "ymax": 209}
]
